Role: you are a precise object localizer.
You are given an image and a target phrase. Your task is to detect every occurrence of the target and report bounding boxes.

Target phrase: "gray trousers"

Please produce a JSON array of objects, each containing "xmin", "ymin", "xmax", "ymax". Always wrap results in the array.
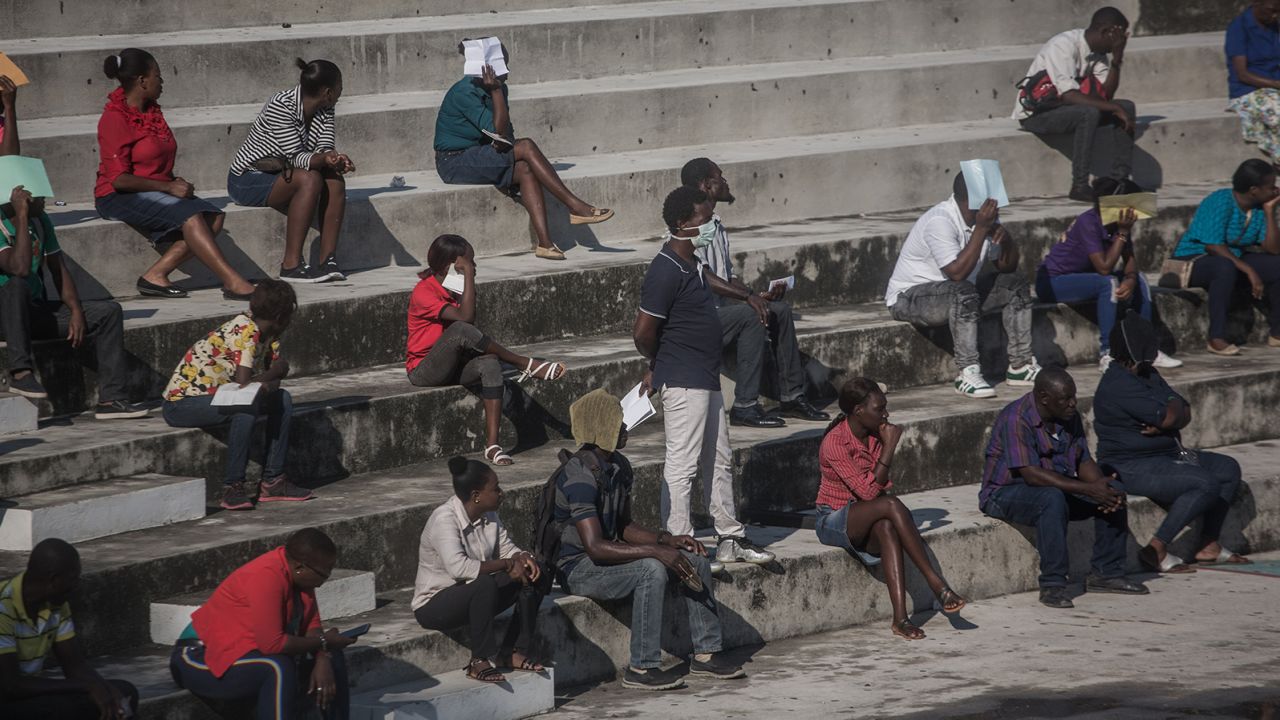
[
  {"xmin": 407, "ymin": 321, "xmax": 503, "ymax": 399},
  {"xmin": 718, "ymin": 300, "xmax": 805, "ymax": 408},
  {"xmin": 890, "ymin": 269, "xmax": 1034, "ymax": 371},
  {"xmin": 1020, "ymin": 98, "xmax": 1135, "ymax": 187},
  {"xmin": 0, "ymin": 277, "xmax": 129, "ymax": 402}
]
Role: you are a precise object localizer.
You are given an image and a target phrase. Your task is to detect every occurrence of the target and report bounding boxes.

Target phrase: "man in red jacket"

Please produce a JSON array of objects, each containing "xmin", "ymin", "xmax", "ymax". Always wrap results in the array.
[{"xmin": 168, "ymin": 528, "xmax": 357, "ymax": 719}]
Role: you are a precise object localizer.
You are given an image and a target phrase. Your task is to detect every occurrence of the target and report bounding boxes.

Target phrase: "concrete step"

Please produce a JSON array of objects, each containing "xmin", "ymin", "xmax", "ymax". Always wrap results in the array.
[
  {"xmin": 40, "ymin": 99, "xmax": 1243, "ymax": 301},
  {"xmin": 73, "ymin": 437, "xmax": 1280, "ymax": 720},
  {"xmin": 6, "ymin": 0, "xmax": 1149, "ymax": 121},
  {"xmin": 0, "ymin": 473, "xmax": 204, "ymax": 551},
  {"xmin": 350, "ymin": 669, "xmax": 555, "ymax": 720},
  {"xmin": 23, "ymin": 33, "xmax": 1225, "ymax": 205},
  {"xmin": 3, "ymin": 352, "xmax": 1276, "ymax": 656},
  {"xmin": 0, "ymin": 393, "xmax": 37, "ymax": 435},
  {"xmin": 149, "ymin": 568, "xmax": 377, "ymax": 645}
]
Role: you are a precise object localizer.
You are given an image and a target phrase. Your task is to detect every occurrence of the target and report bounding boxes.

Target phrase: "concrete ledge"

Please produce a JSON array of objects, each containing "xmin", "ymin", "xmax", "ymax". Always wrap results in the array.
[
  {"xmin": 149, "ymin": 568, "xmax": 377, "ymax": 645},
  {"xmin": 0, "ymin": 474, "xmax": 204, "ymax": 551},
  {"xmin": 350, "ymin": 669, "xmax": 555, "ymax": 720},
  {"xmin": 0, "ymin": 394, "xmax": 37, "ymax": 436}
]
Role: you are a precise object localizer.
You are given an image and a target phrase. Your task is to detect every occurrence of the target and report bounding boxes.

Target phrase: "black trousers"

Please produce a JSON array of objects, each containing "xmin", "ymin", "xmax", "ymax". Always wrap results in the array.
[
  {"xmin": 0, "ymin": 277, "xmax": 130, "ymax": 402},
  {"xmin": 7, "ymin": 678, "xmax": 138, "ymax": 720},
  {"xmin": 414, "ymin": 571, "xmax": 544, "ymax": 659}
]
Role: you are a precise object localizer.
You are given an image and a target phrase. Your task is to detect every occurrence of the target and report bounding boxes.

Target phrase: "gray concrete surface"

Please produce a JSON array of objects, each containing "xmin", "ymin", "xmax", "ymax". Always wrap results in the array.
[{"xmin": 547, "ymin": 552, "xmax": 1280, "ymax": 719}]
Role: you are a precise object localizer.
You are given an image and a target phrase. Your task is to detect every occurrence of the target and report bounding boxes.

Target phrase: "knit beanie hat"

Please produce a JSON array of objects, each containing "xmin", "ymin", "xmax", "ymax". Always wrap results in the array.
[{"xmin": 570, "ymin": 388, "xmax": 625, "ymax": 453}]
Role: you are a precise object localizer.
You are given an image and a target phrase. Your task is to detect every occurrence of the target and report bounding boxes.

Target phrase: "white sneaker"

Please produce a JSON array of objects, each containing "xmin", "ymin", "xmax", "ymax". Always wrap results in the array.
[
  {"xmin": 1005, "ymin": 360, "xmax": 1042, "ymax": 387},
  {"xmin": 1098, "ymin": 354, "xmax": 1113, "ymax": 373},
  {"xmin": 1153, "ymin": 350, "xmax": 1183, "ymax": 368},
  {"xmin": 955, "ymin": 365, "xmax": 996, "ymax": 398},
  {"xmin": 709, "ymin": 559, "xmax": 725, "ymax": 574},
  {"xmin": 716, "ymin": 536, "xmax": 776, "ymax": 565}
]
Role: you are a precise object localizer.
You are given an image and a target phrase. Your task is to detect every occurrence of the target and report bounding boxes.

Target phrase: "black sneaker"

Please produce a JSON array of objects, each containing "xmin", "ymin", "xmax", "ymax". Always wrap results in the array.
[
  {"xmin": 621, "ymin": 666, "xmax": 686, "ymax": 691},
  {"xmin": 1085, "ymin": 575, "xmax": 1149, "ymax": 595},
  {"xmin": 1068, "ymin": 184, "xmax": 1095, "ymax": 203},
  {"xmin": 94, "ymin": 400, "xmax": 149, "ymax": 420},
  {"xmin": 689, "ymin": 654, "xmax": 746, "ymax": 680},
  {"xmin": 8, "ymin": 372, "xmax": 47, "ymax": 399},
  {"xmin": 1039, "ymin": 587, "xmax": 1074, "ymax": 609},
  {"xmin": 258, "ymin": 475, "xmax": 316, "ymax": 503},
  {"xmin": 728, "ymin": 404, "xmax": 785, "ymax": 428},
  {"xmin": 319, "ymin": 255, "xmax": 347, "ymax": 281},
  {"xmin": 220, "ymin": 482, "xmax": 255, "ymax": 511},
  {"xmin": 279, "ymin": 263, "xmax": 328, "ymax": 284},
  {"xmin": 777, "ymin": 397, "xmax": 830, "ymax": 421}
]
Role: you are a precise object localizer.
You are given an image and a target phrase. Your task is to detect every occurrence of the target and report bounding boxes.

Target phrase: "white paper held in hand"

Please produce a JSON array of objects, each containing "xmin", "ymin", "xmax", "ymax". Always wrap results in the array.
[
  {"xmin": 768, "ymin": 275, "xmax": 796, "ymax": 294},
  {"xmin": 441, "ymin": 266, "xmax": 467, "ymax": 294},
  {"xmin": 622, "ymin": 382, "xmax": 656, "ymax": 431},
  {"xmin": 959, "ymin": 159, "xmax": 1009, "ymax": 210},
  {"xmin": 211, "ymin": 382, "xmax": 262, "ymax": 407},
  {"xmin": 462, "ymin": 37, "xmax": 508, "ymax": 77}
]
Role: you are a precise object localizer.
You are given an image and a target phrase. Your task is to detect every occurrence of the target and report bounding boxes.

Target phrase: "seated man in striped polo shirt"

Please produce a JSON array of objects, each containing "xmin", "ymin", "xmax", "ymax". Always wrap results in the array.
[{"xmin": 1, "ymin": 538, "xmax": 138, "ymax": 719}]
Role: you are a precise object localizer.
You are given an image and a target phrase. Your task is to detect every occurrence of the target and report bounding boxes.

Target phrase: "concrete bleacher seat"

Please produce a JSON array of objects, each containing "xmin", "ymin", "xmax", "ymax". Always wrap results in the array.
[{"xmin": 0, "ymin": 0, "xmax": 1273, "ymax": 718}]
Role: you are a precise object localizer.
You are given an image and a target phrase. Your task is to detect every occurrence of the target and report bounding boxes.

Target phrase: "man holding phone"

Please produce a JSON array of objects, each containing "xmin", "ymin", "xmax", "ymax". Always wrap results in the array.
[{"xmin": 169, "ymin": 528, "xmax": 357, "ymax": 719}]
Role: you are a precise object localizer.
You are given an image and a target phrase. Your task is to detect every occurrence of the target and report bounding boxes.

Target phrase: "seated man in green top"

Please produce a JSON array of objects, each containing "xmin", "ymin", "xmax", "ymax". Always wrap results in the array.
[
  {"xmin": 0, "ymin": 184, "xmax": 144, "ymax": 417},
  {"xmin": 1, "ymin": 538, "xmax": 139, "ymax": 719},
  {"xmin": 433, "ymin": 39, "xmax": 613, "ymax": 261}
]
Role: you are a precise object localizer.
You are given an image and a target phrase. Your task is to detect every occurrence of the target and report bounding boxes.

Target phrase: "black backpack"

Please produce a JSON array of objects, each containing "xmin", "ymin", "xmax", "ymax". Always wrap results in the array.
[{"xmin": 531, "ymin": 448, "xmax": 602, "ymax": 567}]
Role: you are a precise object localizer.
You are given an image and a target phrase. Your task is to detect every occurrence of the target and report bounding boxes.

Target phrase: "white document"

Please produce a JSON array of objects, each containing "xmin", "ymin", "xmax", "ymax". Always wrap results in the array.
[
  {"xmin": 622, "ymin": 382, "xmax": 656, "ymax": 431},
  {"xmin": 462, "ymin": 37, "xmax": 508, "ymax": 77},
  {"xmin": 768, "ymin": 275, "xmax": 796, "ymax": 294},
  {"xmin": 211, "ymin": 382, "xmax": 262, "ymax": 407},
  {"xmin": 441, "ymin": 266, "xmax": 467, "ymax": 294},
  {"xmin": 482, "ymin": 129, "xmax": 514, "ymax": 147},
  {"xmin": 960, "ymin": 159, "xmax": 1010, "ymax": 210}
]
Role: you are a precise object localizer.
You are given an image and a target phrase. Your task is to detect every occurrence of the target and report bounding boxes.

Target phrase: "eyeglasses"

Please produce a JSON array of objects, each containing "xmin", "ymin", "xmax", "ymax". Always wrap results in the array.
[{"xmin": 300, "ymin": 561, "xmax": 332, "ymax": 581}]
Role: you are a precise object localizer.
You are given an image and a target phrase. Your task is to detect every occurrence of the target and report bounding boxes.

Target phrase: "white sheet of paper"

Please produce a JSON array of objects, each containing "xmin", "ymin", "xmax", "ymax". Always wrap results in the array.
[
  {"xmin": 622, "ymin": 382, "xmax": 656, "ymax": 431},
  {"xmin": 768, "ymin": 275, "xmax": 796, "ymax": 293},
  {"xmin": 482, "ymin": 129, "xmax": 513, "ymax": 147},
  {"xmin": 441, "ymin": 267, "xmax": 466, "ymax": 294},
  {"xmin": 960, "ymin": 158, "xmax": 1009, "ymax": 210},
  {"xmin": 462, "ymin": 37, "xmax": 508, "ymax": 77},
  {"xmin": 211, "ymin": 382, "xmax": 262, "ymax": 407}
]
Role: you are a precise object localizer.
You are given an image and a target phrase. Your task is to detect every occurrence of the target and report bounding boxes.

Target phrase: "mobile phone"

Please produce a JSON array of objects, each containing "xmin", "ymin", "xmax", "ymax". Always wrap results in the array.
[{"xmin": 340, "ymin": 623, "xmax": 371, "ymax": 639}]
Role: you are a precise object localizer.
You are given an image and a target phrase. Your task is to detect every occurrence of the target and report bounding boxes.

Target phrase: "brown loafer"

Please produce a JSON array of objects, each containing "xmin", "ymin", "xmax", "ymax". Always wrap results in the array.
[
  {"xmin": 534, "ymin": 245, "xmax": 566, "ymax": 260},
  {"xmin": 570, "ymin": 207, "xmax": 614, "ymax": 225},
  {"xmin": 1206, "ymin": 342, "xmax": 1240, "ymax": 356}
]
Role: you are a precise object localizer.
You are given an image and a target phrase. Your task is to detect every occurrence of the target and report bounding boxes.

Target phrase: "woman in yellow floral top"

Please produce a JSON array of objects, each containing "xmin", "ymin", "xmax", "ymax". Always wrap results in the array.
[{"xmin": 161, "ymin": 280, "xmax": 313, "ymax": 510}]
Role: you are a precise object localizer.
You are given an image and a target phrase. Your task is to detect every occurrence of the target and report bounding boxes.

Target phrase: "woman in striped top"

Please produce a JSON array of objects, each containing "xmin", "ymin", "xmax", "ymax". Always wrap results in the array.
[
  {"xmin": 228, "ymin": 59, "xmax": 354, "ymax": 284},
  {"xmin": 814, "ymin": 377, "xmax": 967, "ymax": 641},
  {"xmin": 95, "ymin": 48, "xmax": 256, "ymax": 300}
]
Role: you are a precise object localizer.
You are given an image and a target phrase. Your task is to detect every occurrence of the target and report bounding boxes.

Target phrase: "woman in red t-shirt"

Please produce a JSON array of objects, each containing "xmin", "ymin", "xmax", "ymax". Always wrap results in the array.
[
  {"xmin": 94, "ymin": 48, "xmax": 255, "ymax": 300},
  {"xmin": 406, "ymin": 234, "xmax": 566, "ymax": 465},
  {"xmin": 814, "ymin": 377, "xmax": 967, "ymax": 641}
]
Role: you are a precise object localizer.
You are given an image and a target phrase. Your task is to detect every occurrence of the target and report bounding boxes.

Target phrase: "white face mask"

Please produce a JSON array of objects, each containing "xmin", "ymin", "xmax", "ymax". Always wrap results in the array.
[{"xmin": 678, "ymin": 218, "xmax": 717, "ymax": 248}]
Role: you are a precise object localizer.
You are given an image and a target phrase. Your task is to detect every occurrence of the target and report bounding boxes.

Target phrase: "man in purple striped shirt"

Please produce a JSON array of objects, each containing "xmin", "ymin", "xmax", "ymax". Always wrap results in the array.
[{"xmin": 980, "ymin": 367, "xmax": 1147, "ymax": 608}]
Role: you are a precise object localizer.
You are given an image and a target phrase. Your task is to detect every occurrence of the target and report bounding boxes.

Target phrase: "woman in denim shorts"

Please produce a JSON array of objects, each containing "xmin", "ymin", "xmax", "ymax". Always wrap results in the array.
[{"xmin": 814, "ymin": 377, "xmax": 967, "ymax": 640}]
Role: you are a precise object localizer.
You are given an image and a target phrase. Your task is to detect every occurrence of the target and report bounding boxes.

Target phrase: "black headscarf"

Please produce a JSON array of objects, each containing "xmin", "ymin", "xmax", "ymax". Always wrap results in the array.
[{"xmin": 1109, "ymin": 310, "xmax": 1158, "ymax": 368}]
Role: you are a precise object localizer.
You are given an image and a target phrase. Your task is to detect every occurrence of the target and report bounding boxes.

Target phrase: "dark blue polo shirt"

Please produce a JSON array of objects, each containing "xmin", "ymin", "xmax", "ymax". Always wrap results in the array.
[
  {"xmin": 1226, "ymin": 7, "xmax": 1280, "ymax": 99},
  {"xmin": 639, "ymin": 246, "xmax": 722, "ymax": 391},
  {"xmin": 1093, "ymin": 365, "xmax": 1182, "ymax": 462}
]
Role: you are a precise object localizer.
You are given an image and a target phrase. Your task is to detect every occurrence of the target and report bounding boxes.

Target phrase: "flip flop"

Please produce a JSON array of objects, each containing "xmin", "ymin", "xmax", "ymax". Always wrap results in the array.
[
  {"xmin": 1139, "ymin": 545, "xmax": 1196, "ymax": 574},
  {"xmin": 484, "ymin": 444, "xmax": 514, "ymax": 466},
  {"xmin": 891, "ymin": 618, "xmax": 925, "ymax": 641},
  {"xmin": 1197, "ymin": 547, "xmax": 1251, "ymax": 565}
]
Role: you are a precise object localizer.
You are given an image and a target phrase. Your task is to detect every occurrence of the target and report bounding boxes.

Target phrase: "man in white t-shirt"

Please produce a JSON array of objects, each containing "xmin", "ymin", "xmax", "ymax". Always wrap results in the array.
[
  {"xmin": 885, "ymin": 173, "xmax": 1040, "ymax": 398},
  {"xmin": 1014, "ymin": 7, "xmax": 1135, "ymax": 202}
]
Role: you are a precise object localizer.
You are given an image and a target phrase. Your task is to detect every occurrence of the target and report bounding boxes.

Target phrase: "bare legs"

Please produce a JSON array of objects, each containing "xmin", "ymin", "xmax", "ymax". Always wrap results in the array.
[
  {"xmin": 511, "ymin": 138, "xmax": 597, "ymax": 250},
  {"xmin": 141, "ymin": 212, "xmax": 254, "ymax": 295},
  {"xmin": 267, "ymin": 168, "xmax": 346, "ymax": 270},
  {"xmin": 844, "ymin": 496, "xmax": 962, "ymax": 639}
]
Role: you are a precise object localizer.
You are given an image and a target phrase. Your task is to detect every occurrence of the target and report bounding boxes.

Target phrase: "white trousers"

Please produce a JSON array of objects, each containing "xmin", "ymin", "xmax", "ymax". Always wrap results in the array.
[{"xmin": 659, "ymin": 386, "xmax": 746, "ymax": 538}]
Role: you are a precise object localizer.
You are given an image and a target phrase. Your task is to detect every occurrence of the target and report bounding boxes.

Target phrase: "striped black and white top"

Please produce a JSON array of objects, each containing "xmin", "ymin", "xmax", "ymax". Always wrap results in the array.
[{"xmin": 229, "ymin": 85, "xmax": 336, "ymax": 176}]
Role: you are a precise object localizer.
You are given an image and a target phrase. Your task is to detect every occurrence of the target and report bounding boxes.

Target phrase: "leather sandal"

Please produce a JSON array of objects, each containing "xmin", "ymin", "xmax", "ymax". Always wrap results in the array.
[{"xmin": 534, "ymin": 245, "xmax": 566, "ymax": 260}]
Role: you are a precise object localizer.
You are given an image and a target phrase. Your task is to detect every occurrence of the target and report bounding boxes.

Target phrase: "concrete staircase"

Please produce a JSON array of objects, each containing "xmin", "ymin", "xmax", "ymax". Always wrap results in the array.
[{"xmin": 0, "ymin": 1, "xmax": 1273, "ymax": 719}]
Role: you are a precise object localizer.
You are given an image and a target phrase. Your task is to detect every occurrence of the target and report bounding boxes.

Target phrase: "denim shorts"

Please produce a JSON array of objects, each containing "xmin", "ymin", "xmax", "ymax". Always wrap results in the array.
[
  {"xmin": 814, "ymin": 502, "xmax": 882, "ymax": 566},
  {"xmin": 435, "ymin": 143, "xmax": 515, "ymax": 189},
  {"xmin": 95, "ymin": 191, "xmax": 222, "ymax": 245},
  {"xmin": 227, "ymin": 169, "xmax": 280, "ymax": 207}
]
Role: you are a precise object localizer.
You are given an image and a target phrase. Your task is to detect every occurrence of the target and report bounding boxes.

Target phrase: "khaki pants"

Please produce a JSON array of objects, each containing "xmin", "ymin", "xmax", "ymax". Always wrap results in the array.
[{"xmin": 659, "ymin": 385, "xmax": 746, "ymax": 538}]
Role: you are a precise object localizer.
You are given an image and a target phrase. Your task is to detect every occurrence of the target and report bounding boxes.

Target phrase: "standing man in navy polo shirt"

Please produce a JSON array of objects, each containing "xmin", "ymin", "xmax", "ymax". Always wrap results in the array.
[{"xmin": 633, "ymin": 186, "xmax": 776, "ymax": 570}]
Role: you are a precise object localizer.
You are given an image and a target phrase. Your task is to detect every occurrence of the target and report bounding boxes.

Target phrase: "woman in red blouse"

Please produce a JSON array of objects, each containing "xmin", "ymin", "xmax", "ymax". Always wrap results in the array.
[
  {"xmin": 406, "ymin": 234, "xmax": 566, "ymax": 465},
  {"xmin": 94, "ymin": 48, "xmax": 255, "ymax": 300},
  {"xmin": 814, "ymin": 377, "xmax": 967, "ymax": 640}
]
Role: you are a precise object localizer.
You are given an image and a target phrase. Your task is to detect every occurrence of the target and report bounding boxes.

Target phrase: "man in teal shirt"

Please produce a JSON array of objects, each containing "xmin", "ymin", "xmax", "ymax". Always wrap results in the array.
[
  {"xmin": 0, "ymin": 185, "xmax": 145, "ymax": 417},
  {"xmin": 433, "ymin": 40, "xmax": 613, "ymax": 261}
]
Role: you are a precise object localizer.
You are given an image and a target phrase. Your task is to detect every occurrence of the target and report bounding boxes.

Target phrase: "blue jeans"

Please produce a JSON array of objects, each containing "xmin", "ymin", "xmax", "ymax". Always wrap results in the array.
[
  {"xmin": 162, "ymin": 389, "xmax": 293, "ymax": 484},
  {"xmin": 170, "ymin": 645, "xmax": 348, "ymax": 720},
  {"xmin": 1108, "ymin": 450, "xmax": 1241, "ymax": 546},
  {"xmin": 565, "ymin": 552, "xmax": 722, "ymax": 669},
  {"xmin": 1035, "ymin": 268, "xmax": 1151, "ymax": 353},
  {"xmin": 982, "ymin": 482, "xmax": 1129, "ymax": 588}
]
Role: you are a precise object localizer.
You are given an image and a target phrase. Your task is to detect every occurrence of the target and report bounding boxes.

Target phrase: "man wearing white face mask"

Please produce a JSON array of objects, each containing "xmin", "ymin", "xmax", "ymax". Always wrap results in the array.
[{"xmin": 632, "ymin": 187, "xmax": 776, "ymax": 570}]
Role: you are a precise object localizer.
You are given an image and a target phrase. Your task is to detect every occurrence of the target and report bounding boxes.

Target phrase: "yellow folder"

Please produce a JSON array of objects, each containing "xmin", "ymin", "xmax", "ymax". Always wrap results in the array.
[
  {"xmin": 1099, "ymin": 192, "xmax": 1157, "ymax": 225},
  {"xmin": 0, "ymin": 53, "xmax": 30, "ymax": 87}
]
